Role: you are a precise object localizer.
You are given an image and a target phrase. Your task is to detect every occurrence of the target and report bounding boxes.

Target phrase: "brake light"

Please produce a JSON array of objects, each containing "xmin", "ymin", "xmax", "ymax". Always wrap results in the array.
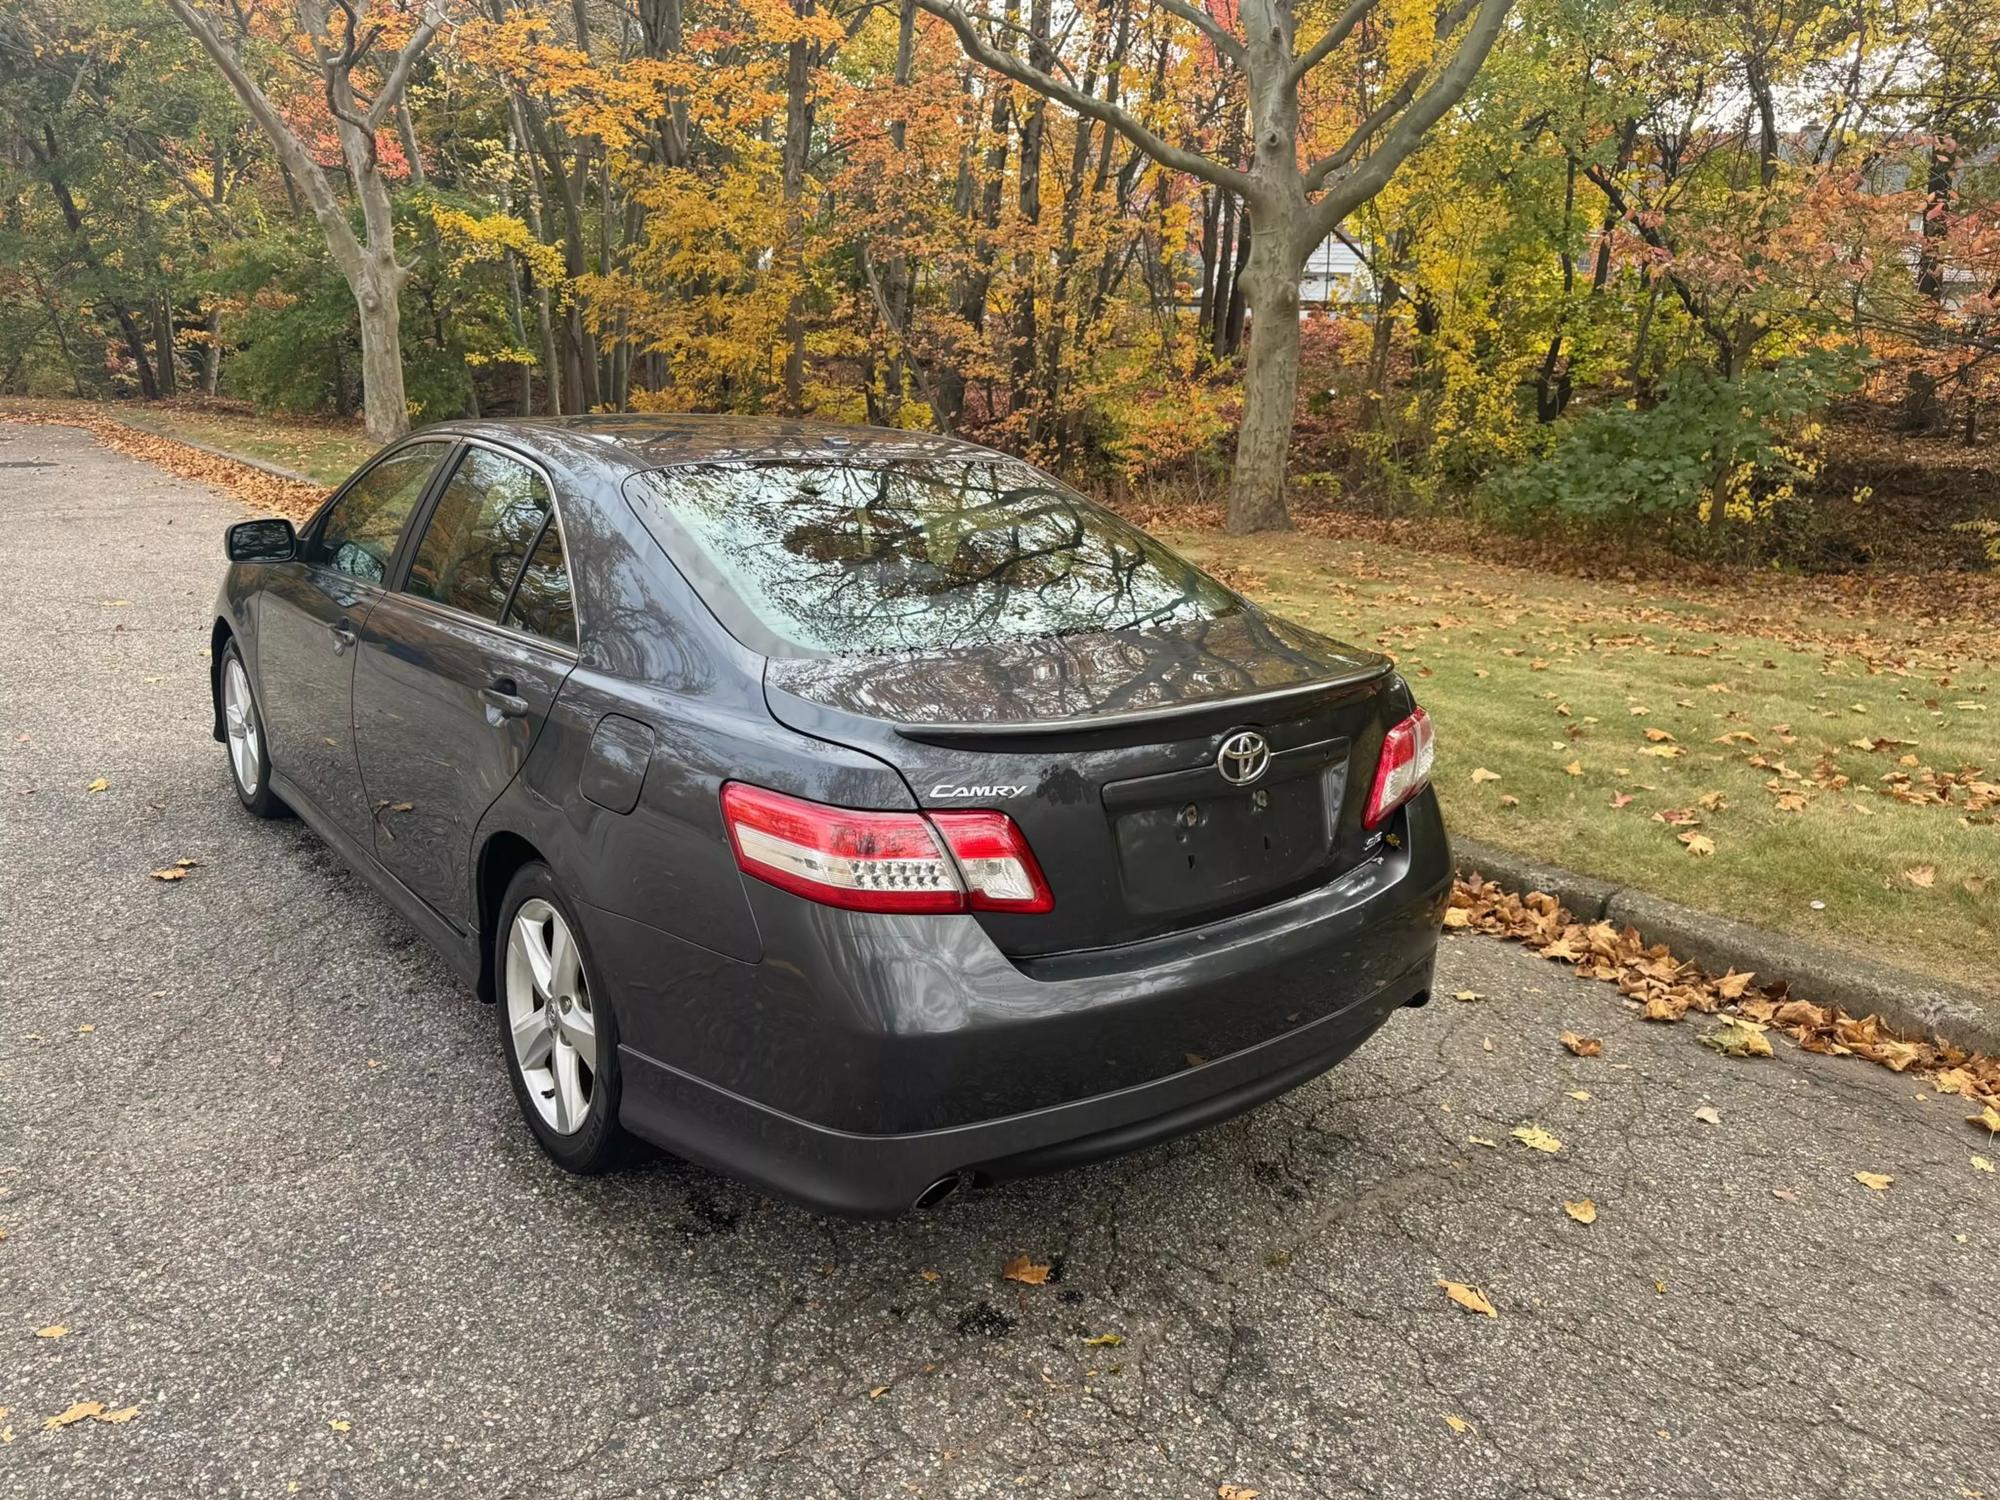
[
  {"xmin": 929, "ymin": 810, "xmax": 1054, "ymax": 912},
  {"xmin": 720, "ymin": 784, "xmax": 1052, "ymax": 914},
  {"xmin": 1363, "ymin": 707, "xmax": 1435, "ymax": 829}
]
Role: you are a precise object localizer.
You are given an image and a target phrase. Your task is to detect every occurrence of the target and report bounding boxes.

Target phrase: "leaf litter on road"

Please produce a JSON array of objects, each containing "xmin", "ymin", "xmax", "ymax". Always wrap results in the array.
[
  {"xmin": 1445, "ymin": 873, "xmax": 2000, "ymax": 1114},
  {"xmin": 1001, "ymin": 1255, "xmax": 1051, "ymax": 1286},
  {"xmin": 1511, "ymin": 1125, "xmax": 1563, "ymax": 1153},
  {"xmin": 1439, "ymin": 1280, "xmax": 1498, "ymax": 1318}
]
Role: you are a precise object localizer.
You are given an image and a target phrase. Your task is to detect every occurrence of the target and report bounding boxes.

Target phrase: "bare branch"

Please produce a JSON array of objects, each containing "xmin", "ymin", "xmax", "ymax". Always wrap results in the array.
[
  {"xmin": 1157, "ymin": 0, "xmax": 1244, "ymax": 67},
  {"xmin": 912, "ymin": 0, "xmax": 1257, "ymax": 201},
  {"xmin": 362, "ymin": 4, "xmax": 446, "ymax": 132},
  {"xmin": 1298, "ymin": 0, "xmax": 1512, "ymax": 252},
  {"xmin": 1287, "ymin": 0, "xmax": 1376, "ymax": 86},
  {"xmin": 162, "ymin": 0, "xmax": 362, "ymax": 272}
]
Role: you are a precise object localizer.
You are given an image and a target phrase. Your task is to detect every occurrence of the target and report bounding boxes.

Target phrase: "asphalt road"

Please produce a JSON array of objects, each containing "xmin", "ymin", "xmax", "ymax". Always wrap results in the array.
[{"xmin": 2, "ymin": 420, "xmax": 1996, "ymax": 1500}]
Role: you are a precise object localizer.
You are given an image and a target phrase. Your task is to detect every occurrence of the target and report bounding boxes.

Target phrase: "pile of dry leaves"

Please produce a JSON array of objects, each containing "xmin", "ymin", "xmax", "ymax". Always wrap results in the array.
[
  {"xmin": 4, "ymin": 405, "xmax": 325, "ymax": 522},
  {"xmin": 1448, "ymin": 872, "xmax": 2000, "ymax": 1121}
]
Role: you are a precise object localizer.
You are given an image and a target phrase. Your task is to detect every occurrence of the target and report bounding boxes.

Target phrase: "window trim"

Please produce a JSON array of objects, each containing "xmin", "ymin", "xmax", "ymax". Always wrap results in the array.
[
  {"xmin": 301, "ymin": 436, "xmax": 458, "ymax": 585},
  {"xmin": 387, "ymin": 434, "xmax": 584, "ymax": 652}
]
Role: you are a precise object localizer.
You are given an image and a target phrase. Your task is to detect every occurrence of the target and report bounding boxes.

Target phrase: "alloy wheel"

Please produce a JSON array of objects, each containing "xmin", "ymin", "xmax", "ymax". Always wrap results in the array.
[
  {"xmin": 504, "ymin": 898, "xmax": 597, "ymax": 1135},
  {"xmin": 223, "ymin": 657, "xmax": 261, "ymax": 795}
]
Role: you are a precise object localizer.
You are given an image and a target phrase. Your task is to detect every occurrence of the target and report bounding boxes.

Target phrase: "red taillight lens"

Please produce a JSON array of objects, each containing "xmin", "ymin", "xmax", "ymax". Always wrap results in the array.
[
  {"xmin": 1363, "ymin": 707, "xmax": 1435, "ymax": 829},
  {"xmin": 720, "ymin": 782, "xmax": 962, "ymax": 912},
  {"xmin": 929, "ymin": 810, "xmax": 1054, "ymax": 913},
  {"xmin": 719, "ymin": 784, "xmax": 1052, "ymax": 915}
]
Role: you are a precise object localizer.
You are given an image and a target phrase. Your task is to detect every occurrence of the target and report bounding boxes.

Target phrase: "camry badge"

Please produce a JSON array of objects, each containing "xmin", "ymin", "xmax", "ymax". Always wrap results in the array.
[{"xmin": 1216, "ymin": 730, "xmax": 1271, "ymax": 786}]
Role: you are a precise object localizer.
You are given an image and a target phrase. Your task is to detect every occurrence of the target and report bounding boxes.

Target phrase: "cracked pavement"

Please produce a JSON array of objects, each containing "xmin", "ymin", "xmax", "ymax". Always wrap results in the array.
[{"xmin": 2, "ymin": 420, "xmax": 1996, "ymax": 1500}]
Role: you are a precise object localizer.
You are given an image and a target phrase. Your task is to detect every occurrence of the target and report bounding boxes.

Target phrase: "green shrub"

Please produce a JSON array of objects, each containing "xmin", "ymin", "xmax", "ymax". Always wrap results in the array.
[{"xmin": 1487, "ymin": 350, "xmax": 1863, "ymax": 541}]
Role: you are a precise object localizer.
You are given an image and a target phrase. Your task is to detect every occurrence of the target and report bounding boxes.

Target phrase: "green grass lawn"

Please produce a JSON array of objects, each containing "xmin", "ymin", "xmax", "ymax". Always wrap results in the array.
[
  {"xmin": 111, "ymin": 405, "xmax": 372, "ymax": 487},
  {"xmin": 1172, "ymin": 529, "xmax": 1999, "ymax": 992}
]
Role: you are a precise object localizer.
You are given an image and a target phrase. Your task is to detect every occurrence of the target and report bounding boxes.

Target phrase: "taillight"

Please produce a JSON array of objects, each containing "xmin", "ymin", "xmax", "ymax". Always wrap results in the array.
[
  {"xmin": 929, "ymin": 810, "xmax": 1053, "ymax": 913},
  {"xmin": 1363, "ymin": 707, "xmax": 1435, "ymax": 829},
  {"xmin": 720, "ymin": 784, "xmax": 1052, "ymax": 914}
]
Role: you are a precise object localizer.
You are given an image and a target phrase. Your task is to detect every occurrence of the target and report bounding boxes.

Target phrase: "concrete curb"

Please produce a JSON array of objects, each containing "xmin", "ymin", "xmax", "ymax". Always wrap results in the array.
[
  {"xmin": 110, "ymin": 420, "xmax": 321, "ymax": 488},
  {"xmin": 1452, "ymin": 834, "xmax": 1999, "ymax": 1058}
]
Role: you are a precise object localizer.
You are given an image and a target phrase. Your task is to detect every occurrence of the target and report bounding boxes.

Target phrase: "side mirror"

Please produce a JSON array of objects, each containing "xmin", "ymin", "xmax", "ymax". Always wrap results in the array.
[{"xmin": 226, "ymin": 518, "xmax": 296, "ymax": 563}]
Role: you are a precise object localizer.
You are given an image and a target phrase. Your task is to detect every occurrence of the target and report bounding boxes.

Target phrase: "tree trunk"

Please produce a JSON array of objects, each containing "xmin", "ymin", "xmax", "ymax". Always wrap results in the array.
[
  {"xmin": 154, "ymin": 298, "xmax": 178, "ymax": 397},
  {"xmin": 201, "ymin": 306, "xmax": 222, "ymax": 395},
  {"xmin": 1228, "ymin": 235, "xmax": 1301, "ymax": 533},
  {"xmin": 355, "ymin": 256, "xmax": 409, "ymax": 442},
  {"xmin": 780, "ymin": 0, "xmax": 815, "ymax": 415}
]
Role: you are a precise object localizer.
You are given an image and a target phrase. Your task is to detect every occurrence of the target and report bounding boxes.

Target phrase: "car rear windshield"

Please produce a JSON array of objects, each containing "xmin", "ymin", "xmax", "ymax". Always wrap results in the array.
[{"xmin": 626, "ymin": 459, "xmax": 1243, "ymax": 656}]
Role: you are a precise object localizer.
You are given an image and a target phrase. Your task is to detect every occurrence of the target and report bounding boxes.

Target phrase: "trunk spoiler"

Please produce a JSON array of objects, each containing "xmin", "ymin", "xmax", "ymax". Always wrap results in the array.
[{"xmin": 888, "ymin": 659, "xmax": 1396, "ymax": 743}]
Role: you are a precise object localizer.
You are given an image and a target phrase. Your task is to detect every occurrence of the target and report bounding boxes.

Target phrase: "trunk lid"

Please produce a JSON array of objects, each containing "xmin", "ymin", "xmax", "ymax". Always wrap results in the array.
[{"xmin": 766, "ymin": 610, "xmax": 1400, "ymax": 957}]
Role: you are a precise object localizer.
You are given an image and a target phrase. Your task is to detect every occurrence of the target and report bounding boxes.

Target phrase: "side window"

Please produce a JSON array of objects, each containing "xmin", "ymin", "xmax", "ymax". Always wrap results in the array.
[
  {"xmin": 308, "ymin": 444, "xmax": 446, "ymax": 583},
  {"xmin": 505, "ymin": 519, "xmax": 578, "ymax": 647},
  {"xmin": 404, "ymin": 448, "xmax": 551, "ymax": 623}
]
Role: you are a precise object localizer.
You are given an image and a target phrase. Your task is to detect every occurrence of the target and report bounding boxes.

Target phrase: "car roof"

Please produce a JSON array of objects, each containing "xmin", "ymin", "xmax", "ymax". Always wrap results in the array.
[{"xmin": 417, "ymin": 414, "xmax": 1007, "ymax": 476}]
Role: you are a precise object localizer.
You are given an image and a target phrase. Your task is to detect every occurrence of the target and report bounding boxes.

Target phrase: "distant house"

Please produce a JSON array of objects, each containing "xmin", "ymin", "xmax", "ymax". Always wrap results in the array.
[{"xmin": 1300, "ymin": 235, "xmax": 1372, "ymax": 307}]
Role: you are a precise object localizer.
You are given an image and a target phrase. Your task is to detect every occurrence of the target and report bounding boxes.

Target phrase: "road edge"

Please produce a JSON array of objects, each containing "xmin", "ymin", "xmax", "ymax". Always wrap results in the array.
[{"xmin": 1453, "ymin": 834, "xmax": 1998, "ymax": 1057}]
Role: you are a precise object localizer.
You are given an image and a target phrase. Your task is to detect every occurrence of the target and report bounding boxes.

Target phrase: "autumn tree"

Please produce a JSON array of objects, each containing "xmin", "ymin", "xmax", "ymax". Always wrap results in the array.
[
  {"xmin": 914, "ymin": 0, "xmax": 1513, "ymax": 530},
  {"xmin": 165, "ymin": 0, "xmax": 445, "ymax": 440}
]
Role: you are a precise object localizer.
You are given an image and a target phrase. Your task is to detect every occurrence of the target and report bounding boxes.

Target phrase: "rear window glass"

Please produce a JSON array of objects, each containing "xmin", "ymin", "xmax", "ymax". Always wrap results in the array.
[{"xmin": 625, "ymin": 460, "xmax": 1241, "ymax": 656}]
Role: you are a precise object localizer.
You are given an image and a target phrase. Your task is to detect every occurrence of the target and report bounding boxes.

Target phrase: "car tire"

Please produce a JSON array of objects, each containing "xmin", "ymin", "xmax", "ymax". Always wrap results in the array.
[
  {"xmin": 219, "ymin": 639, "xmax": 288, "ymax": 819},
  {"xmin": 495, "ymin": 862, "xmax": 631, "ymax": 1174}
]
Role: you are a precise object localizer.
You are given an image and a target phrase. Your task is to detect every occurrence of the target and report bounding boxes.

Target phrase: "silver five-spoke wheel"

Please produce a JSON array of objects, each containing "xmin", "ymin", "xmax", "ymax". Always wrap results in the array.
[
  {"xmin": 505, "ymin": 899, "xmax": 597, "ymax": 1135},
  {"xmin": 223, "ymin": 655, "xmax": 261, "ymax": 795}
]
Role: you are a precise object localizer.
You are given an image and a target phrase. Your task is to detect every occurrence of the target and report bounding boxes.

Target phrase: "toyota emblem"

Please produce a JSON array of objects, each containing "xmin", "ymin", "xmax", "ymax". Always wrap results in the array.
[{"xmin": 1216, "ymin": 730, "xmax": 1271, "ymax": 786}]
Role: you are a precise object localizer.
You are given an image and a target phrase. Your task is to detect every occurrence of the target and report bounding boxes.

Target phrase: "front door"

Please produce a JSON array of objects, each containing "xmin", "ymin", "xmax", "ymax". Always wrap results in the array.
[
  {"xmin": 351, "ymin": 442, "xmax": 579, "ymax": 925},
  {"xmin": 255, "ymin": 441, "xmax": 451, "ymax": 841}
]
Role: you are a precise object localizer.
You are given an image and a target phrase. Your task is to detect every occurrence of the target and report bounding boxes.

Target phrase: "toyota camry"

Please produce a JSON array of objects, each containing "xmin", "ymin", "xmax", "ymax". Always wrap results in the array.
[{"xmin": 210, "ymin": 416, "xmax": 1449, "ymax": 1215}]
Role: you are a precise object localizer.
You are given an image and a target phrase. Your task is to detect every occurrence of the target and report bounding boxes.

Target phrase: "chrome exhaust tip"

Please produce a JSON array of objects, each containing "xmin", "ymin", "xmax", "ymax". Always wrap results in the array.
[{"xmin": 913, "ymin": 1174, "xmax": 961, "ymax": 1210}]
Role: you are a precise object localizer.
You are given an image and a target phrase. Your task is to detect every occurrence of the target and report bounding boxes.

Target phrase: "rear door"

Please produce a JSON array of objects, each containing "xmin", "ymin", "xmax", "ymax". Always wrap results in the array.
[
  {"xmin": 351, "ymin": 441, "xmax": 579, "ymax": 925},
  {"xmin": 255, "ymin": 440, "xmax": 452, "ymax": 842}
]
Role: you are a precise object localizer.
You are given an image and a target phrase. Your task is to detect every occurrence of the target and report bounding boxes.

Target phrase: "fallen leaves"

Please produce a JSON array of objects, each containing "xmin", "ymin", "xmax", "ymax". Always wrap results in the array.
[
  {"xmin": 1700, "ymin": 1016, "xmax": 1774, "ymax": 1059},
  {"xmin": 6, "ymin": 408, "xmax": 325, "ymax": 521},
  {"xmin": 34, "ymin": 1325, "xmax": 67, "ymax": 1339},
  {"xmin": 1470, "ymin": 767, "xmax": 1502, "ymax": 784},
  {"xmin": 1443, "ymin": 1414, "xmax": 1472, "ymax": 1434},
  {"xmin": 149, "ymin": 859, "xmax": 200, "ymax": 882},
  {"xmin": 1970, "ymin": 1105, "xmax": 2000, "ymax": 1135},
  {"xmin": 1001, "ymin": 1255, "xmax": 1051, "ymax": 1286},
  {"xmin": 1562, "ymin": 1198, "xmax": 1597, "ymax": 1225},
  {"xmin": 1439, "ymin": 1280, "xmax": 1497, "ymax": 1317},
  {"xmin": 1693, "ymin": 1105, "xmax": 1723, "ymax": 1126},
  {"xmin": 43, "ymin": 1401, "xmax": 137, "ymax": 1430},
  {"xmin": 1453, "ymin": 989, "xmax": 1483, "ymax": 1003},
  {"xmin": 1903, "ymin": 865, "xmax": 1936, "ymax": 889},
  {"xmin": 1217, "ymin": 1486, "xmax": 1261, "ymax": 1500},
  {"xmin": 1677, "ymin": 830, "xmax": 1716, "ymax": 857},
  {"xmin": 86, "ymin": 778, "xmax": 109, "ymax": 793},
  {"xmin": 1082, "ymin": 1332, "xmax": 1124, "ymax": 1347},
  {"xmin": 1853, "ymin": 1171, "xmax": 1894, "ymax": 1192},
  {"xmin": 1559, "ymin": 1031, "xmax": 1603, "ymax": 1057},
  {"xmin": 1511, "ymin": 1124, "xmax": 1563, "ymax": 1153},
  {"xmin": 1446, "ymin": 873, "xmax": 2000, "ymax": 1111}
]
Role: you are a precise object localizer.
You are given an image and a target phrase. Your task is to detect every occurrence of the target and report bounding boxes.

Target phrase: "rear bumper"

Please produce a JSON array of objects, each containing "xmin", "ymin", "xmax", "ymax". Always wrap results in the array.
[
  {"xmin": 596, "ymin": 790, "xmax": 1450, "ymax": 1215},
  {"xmin": 617, "ymin": 953, "xmax": 1429, "ymax": 1216}
]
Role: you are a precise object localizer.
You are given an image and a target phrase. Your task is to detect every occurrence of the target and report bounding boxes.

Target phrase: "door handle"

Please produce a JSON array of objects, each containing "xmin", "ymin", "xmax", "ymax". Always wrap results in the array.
[
  {"xmin": 480, "ymin": 678, "xmax": 530, "ymax": 722},
  {"xmin": 328, "ymin": 619, "xmax": 357, "ymax": 654}
]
